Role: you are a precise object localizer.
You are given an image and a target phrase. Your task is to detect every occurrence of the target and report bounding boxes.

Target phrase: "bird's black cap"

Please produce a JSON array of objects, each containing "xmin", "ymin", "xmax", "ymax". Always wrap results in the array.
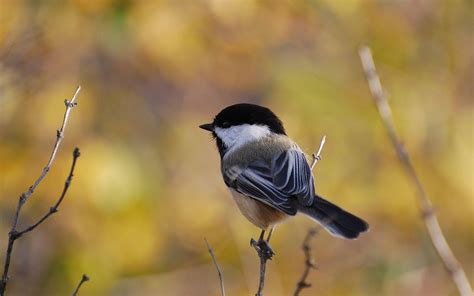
[{"xmin": 199, "ymin": 103, "xmax": 286, "ymax": 135}]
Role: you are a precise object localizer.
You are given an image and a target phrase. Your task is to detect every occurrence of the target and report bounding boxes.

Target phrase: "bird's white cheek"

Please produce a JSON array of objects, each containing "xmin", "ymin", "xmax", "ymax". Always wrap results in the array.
[
  {"xmin": 214, "ymin": 126, "xmax": 239, "ymax": 148},
  {"xmin": 214, "ymin": 125, "xmax": 271, "ymax": 152}
]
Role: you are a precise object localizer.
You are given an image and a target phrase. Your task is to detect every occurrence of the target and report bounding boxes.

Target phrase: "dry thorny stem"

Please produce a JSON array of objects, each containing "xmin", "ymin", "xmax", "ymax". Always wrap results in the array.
[
  {"xmin": 72, "ymin": 274, "xmax": 90, "ymax": 296},
  {"xmin": 359, "ymin": 46, "xmax": 472, "ymax": 296},
  {"xmin": 293, "ymin": 228, "xmax": 318, "ymax": 296},
  {"xmin": 204, "ymin": 239, "xmax": 225, "ymax": 296},
  {"xmin": 253, "ymin": 136, "xmax": 327, "ymax": 296},
  {"xmin": 0, "ymin": 86, "xmax": 82, "ymax": 296}
]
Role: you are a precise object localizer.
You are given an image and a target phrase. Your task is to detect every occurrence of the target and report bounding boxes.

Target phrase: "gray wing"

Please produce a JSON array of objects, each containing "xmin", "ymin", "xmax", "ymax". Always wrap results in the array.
[
  {"xmin": 271, "ymin": 148, "xmax": 315, "ymax": 206},
  {"xmin": 224, "ymin": 148, "xmax": 315, "ymax": 215}
]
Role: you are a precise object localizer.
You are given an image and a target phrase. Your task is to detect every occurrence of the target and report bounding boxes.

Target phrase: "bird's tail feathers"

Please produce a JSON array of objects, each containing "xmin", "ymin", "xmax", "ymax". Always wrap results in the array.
[{"xmin": 297, "ymin": 195, "xmax": 369, "ymax": 239}]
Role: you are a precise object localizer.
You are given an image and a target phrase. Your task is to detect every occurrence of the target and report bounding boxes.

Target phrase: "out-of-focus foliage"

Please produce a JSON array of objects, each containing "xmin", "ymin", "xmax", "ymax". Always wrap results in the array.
[{"xmin": 0, "ymin": 0, "xmax": 472, "ymax": 295}]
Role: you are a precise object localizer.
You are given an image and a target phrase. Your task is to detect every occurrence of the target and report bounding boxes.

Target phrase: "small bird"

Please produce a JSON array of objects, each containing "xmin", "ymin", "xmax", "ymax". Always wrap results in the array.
[{"xmin": 200, "ymin": 104, "xmax": 368, "ymax": 253}]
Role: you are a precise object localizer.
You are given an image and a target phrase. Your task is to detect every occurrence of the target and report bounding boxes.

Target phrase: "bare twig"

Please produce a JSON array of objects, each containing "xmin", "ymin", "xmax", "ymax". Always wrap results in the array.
[
  {"xmin": 72, "ymin": 274, "xmax": 89, "ymax": 296},
  {"xmin": 293, "ymin": 228, "xmax": 318, "ymax": 296},
  {"xmin": 204, "ymin": 238, "xmax": 225, "ymax": 296},
  {"xmin": 359, "ymin": 46, "xmax": 473, "ymax": 296},
  {"xmin": 0, "ymin": 86, "xmax": 81, "ymax": 296},
  {"xmin": 310, "ymin": 135, "xmax": 326, "ymax": 170}
]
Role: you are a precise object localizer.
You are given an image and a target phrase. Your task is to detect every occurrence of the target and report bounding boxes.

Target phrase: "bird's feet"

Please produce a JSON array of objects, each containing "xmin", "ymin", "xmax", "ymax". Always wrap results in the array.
[{"xmin": 250, "ymin": 237, "xmax": 275, "ymax": 260}]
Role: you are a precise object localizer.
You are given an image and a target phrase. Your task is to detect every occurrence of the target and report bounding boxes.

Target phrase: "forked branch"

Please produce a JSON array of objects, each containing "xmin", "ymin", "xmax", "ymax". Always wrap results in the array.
[
  {"xmin": 16, "ymin": 148, "xmax": 81, "ymax": 237},
  {"xmin": 0, "ymin": 86, "xmax": 81, "ymax": 296}
]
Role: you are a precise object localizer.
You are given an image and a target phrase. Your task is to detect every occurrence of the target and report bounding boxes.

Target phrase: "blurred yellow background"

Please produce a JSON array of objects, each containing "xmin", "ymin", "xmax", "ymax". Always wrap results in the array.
[{"xmin": 0, "ymin": 0, "xmax": 472, "ymax": 295}]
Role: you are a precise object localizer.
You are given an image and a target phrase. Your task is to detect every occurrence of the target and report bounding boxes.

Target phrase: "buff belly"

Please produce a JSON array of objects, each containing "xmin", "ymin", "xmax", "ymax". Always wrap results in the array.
[{"xmin": 230, "ymin": 189, "xmax": 288, "ymax": 229}]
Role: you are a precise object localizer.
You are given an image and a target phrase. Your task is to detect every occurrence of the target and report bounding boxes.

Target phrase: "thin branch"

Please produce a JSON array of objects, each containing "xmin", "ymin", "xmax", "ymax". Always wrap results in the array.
[
  {"xmin": 204, "ymin": 238, "xmax": 225, "ymax": 296},
  {"xmin": 359, "ymin": 46, "xmax": 473, "ymax": 296},
  {"xmin": 255, "ymin": 256, "xmax": 266, "ymax": 296},
  {"xmin": 72, "ymin": 274, "xmax": 90, "ymax": 296},
  {"xmin": 310, "ymin": 135, "xmax": 326, "ymax": 170},
  {"xmin": 0, "ymin": 86, "xmax": 81, "ymax": 296},
  {"xmin": 293, "ymin": 228, "xmax": 318, "ymax": 296}
]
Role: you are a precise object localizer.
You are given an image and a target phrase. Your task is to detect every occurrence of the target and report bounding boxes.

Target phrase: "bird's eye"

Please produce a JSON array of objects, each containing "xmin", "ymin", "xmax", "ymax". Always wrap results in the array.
[{"xmin": 222, "ymin": 122, "xmax": 231, "ymax": 128}]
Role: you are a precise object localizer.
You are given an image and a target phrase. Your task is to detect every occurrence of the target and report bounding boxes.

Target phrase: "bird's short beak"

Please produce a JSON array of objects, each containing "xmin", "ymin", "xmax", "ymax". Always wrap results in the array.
[{"xmin": 199, "ymin": 123, "xmax": 214, "ymax": 131}]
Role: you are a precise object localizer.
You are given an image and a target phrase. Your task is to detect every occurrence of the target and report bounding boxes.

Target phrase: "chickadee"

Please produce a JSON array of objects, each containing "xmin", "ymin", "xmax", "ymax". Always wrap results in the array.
[{"xmin": 200, "ymin": 103, "xmax": 368, "ymax": 245}]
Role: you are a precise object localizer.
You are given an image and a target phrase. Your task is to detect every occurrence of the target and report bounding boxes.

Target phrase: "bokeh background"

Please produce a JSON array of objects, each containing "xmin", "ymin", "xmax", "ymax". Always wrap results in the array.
[{"xmin": 0, "ymin": 0, "xmax": 472, "ymax": 295}]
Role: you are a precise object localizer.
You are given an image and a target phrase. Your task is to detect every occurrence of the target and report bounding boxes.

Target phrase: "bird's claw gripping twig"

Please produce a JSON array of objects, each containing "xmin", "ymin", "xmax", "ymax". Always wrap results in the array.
[{"xmin": 250, "ymin": 238, "xmax": 275, "ymax": 260}]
